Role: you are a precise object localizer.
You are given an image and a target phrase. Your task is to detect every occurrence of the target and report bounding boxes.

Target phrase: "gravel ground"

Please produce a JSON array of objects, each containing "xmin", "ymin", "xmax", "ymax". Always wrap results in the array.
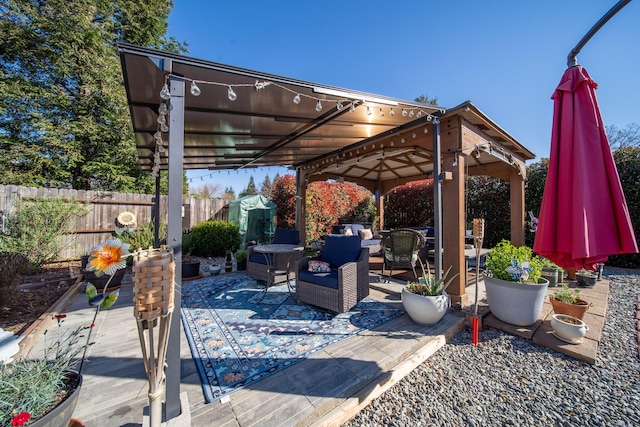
[{"xmin": 344, "ymin": 269, "xmax": 640, "ymax": 427}]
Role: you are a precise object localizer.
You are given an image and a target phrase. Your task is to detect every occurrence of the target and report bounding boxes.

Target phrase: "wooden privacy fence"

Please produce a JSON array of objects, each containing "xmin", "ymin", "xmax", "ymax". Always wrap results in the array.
[{"xmin": 0, "ymin": 185, "xmax": 228, "ymax": 261}]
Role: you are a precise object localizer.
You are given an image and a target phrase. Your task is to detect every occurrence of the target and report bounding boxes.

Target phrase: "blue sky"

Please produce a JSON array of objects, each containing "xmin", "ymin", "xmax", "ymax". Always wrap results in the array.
[{"xmin": 167, "ymin": 0, "xmax": 639, "ymax": 195}]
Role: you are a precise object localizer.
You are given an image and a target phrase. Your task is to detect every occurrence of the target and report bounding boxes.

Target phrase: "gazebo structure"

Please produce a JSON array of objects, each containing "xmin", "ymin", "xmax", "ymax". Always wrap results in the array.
[{"xmin": 118, "ymin": 44, "xmax": 535, "ymax": 421}]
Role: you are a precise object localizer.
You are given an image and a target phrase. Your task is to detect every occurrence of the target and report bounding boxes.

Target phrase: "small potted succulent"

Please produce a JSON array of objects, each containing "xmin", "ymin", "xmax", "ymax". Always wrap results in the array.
[
  {"xmin": 575, "ymin": 269, "xmax": 597, "ymax": 288},
  {"xmin": 483, "ymin": 240, "xmax": 548, "ymax": 326},
  {"xmin": 402, "ymin": 258, "xmax": 458, "ymax": 325}
]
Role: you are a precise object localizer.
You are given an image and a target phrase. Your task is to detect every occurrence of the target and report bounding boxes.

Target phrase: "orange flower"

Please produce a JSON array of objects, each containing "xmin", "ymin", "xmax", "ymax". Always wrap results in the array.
[{"xmin": 87, "ymin": 239, "xmax": 131, "ymax": 276}]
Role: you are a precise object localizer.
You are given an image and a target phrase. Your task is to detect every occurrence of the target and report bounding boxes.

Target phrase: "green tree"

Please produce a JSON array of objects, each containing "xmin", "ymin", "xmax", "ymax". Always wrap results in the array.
[
  {"xmin": 0, "ymin": 0, "xmax": 186, "ymax": 192},
  {"xmin": 239, "ymin": 176, "xmax": 257, "ymax": 198},
  {"xmin": 260, "ymin": 175, "xmax": 273, "ymax": 198},
  {"xmin": 223, "ymin": 186, "xmax": 235, "ymax": 202},
  {"xmin": 414, "ymin": 94, "xmax": 439, "ymax": 106}
]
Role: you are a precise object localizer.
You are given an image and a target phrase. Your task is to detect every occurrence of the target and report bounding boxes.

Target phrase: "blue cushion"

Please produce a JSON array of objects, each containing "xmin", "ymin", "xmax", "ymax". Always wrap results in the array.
[
  {"xmin": 249, "ymin": 252, "xmax": 272, "ymax": 265},
  {"xmin": 321, "ymin": 235, "xmax": 361, "ymax": 268},
  {"xmin": 298, "ymin": 269, "xmax": 339, "ymax": 289},
  {"xmin": 272, "ymin": 228, "xmax": 299, "ymax": 244}
]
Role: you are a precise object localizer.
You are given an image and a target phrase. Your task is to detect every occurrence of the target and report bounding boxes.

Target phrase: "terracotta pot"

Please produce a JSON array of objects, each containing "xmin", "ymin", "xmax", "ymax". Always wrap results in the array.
[{"xmin": 549, "ymin": 297, "xmax": 589, "ymax": 320}]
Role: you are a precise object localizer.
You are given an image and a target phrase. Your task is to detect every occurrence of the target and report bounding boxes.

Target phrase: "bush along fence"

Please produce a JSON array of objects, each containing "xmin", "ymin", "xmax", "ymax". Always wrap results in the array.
[{"xmin": 0, "ymin": 184, "xmax": 227, "ymax": 261}]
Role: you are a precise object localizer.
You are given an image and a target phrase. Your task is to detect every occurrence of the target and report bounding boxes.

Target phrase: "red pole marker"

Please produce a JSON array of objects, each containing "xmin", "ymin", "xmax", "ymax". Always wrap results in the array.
[{"xmin": 472, "ymin": 317, "xmax": 479, "ymax": 345}]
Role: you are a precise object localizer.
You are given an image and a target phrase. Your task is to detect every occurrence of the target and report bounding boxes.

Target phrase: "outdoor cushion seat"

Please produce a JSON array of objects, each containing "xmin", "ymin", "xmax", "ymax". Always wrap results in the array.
[
  {"xmin": 247, "ymin": 228, "xmax": 302, "ymax": 284},
  {"xmin": 296, "ymin": 235, "xmax": 369, "ymax": 313}
]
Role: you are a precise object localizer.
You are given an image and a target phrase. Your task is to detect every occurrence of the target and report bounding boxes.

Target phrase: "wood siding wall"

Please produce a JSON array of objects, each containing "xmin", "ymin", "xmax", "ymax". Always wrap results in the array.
[{"xmin": 0, "ymin": 185, "xmax": 228, "ymax": 261}]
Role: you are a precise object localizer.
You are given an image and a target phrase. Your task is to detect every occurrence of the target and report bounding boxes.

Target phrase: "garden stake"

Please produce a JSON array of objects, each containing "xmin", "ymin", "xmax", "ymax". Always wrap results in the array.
[
  {"xmin": 132, "ymin": 246, "xmax": 175, "ymax": 427},
  {"xmin": 472, "ymin": 218, "xmax": 485, "ymax": 345}
]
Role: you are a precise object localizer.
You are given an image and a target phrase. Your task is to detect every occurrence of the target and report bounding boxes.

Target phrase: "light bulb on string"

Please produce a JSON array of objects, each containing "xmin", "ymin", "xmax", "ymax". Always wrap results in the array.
[
  {"xmin": 452, "ymin": 152, "xmax": 458, "ymax": 167},
  {"xmin": 336, "ymin": 100, "xmax": 343, "ymax": 110},
  {"xmin": 366, "ymin": 106, "xmax": 372, "ymax": 115},
  {"xmin": 160, "ymin": 83, "xmax": 171, "ymax": 100},
  {"xmin": 475, "ymin": 148, "xmax": 481, "ymax": 159},
  {"xmin": 409, "ymin": 109, "xmax": 414, "ymax": 117},
  {"xmin": 315, "ymin": 99, "xmax": 322, "ymax": 112},
  {"xmin": 160, "ymin": 123, "xmax": 169, "ymax": 132},
  {"xmin": 157, "ymin": 114, "xmax": 166, "ymax": 125},
  {"xmin": 349, "ymin": 102, "xmax": 356, "ymax": 112},
  {"xmin": 227, "ymin": 86, "xmax": 237, "ymax": 101},
  {"xmin": 424, "ymin": 127, "xmax": 428, "ymax": 134},
  {"xmin": 158, "ymin": 103, "xmax": 168, "ymax": 115},
  {"xmin": 389, "ymin": 108, "xmax": 395, "ymax": 116},
  {"xmin": 379, "ymin": 108, "xmax": 384, "ymax": 117},
  {"xmin": 417, "ymin": 110, "xmax": 422, "ymax": 117},
  {"xmin": 293, "ymin": 94, "xmax": 301, "ymax": 104},
  {"xmin": 154, "ymin": 130, "xmax": 162, "ymax": 140},
  {"xmin": 190, "ymin": 81, "xmax": 201, "ymax": 96},
  {"xmin": 402, "ymin": 109, "xmax": 407, "ymax": 117}
]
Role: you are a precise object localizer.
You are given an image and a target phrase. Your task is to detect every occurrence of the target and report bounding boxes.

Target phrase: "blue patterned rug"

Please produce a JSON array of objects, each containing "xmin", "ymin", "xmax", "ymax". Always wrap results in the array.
[{"xmin": 180, "ymin": 273, "xmax": 404, "ymax": 402}]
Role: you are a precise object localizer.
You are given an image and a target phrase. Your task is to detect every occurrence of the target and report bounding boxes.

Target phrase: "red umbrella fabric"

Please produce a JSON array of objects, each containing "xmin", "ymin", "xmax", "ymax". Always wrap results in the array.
[{"xmin": 534, "ymin": 65, "xmax": 638, "ymax": 271}]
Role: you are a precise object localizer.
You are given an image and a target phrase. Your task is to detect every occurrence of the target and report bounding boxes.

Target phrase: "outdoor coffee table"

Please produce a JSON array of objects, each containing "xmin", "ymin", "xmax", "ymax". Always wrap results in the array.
[{"xmin": 252, "ymin": 243, "xmax": 304, "ymax": 302}]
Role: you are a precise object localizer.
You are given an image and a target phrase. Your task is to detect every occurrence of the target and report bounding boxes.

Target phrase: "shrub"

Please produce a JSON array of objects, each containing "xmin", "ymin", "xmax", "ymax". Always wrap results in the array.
[
  {"xmin": 189, "ymin": 220, "xmax": 242, "ymax": 257},
  {"xmin": 0, "ymin": 198, "xmax": 88, "ymax": 272},
  {"xmin": 0, "ymin": 253, "xmax": 29, "ymax": 305}
]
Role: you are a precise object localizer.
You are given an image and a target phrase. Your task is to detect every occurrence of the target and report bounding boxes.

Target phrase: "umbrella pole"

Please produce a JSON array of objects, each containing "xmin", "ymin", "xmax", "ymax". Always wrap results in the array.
[
  {"xmin": 472, "ymin": 219, "xmax": 485, "ymax": 346},
  {"xmin": 567, "ymin": 0, "xmax": 632, "ymax": 67}
]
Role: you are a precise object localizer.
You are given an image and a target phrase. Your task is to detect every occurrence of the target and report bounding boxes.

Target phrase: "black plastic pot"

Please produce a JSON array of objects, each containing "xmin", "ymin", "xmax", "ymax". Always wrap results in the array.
[{"xmin": 182, "ymin": 261, "xmax": 201, "ymax": 279}]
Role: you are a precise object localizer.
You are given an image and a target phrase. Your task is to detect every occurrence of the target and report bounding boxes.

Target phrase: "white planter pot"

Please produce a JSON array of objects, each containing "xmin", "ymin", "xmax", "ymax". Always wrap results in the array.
[
  {"xmin": 484, "ymin": 276, "xmax": 549, "ymax": 326},
  {"xmin": 551, "ymin": 314, "xmax": 588, "ymax": 344},
  {"xmin": 401, "ymin": 287, "xmax": 450, "ymax": 325}
]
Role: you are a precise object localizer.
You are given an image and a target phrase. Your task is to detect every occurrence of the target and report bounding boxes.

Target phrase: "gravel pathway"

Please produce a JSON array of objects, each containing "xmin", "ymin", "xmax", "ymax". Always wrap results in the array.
[{"xmin": 344, "ymin": 269, "xmax": 640, "ymax": 427}]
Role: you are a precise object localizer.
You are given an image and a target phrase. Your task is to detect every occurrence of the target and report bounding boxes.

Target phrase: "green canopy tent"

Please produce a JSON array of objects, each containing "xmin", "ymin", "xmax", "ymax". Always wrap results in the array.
[{"xmin": 228, "ymin": 195, "xmax": 276, "ymax": 246}]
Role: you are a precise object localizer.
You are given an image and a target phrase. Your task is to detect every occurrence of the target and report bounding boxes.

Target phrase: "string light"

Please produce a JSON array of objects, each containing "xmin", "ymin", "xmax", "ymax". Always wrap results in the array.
[
  {"xmin": 315, "ymin": 99, "xmax": 323, "ymax": 112},
  {"xmin": 293, "ymin": 94, "xmax": 301, "ymax": 104},
  {"xmin": 159, "ymin": 83, "xmax": 171, "ymax": 100},
  {"xmin": 227, "ymin": 86, "xmax": 237, "ymax": 101},
  {"xmin": 389, "ymin": 108, "xmax": 395, "ymax": 116},
  {"xmin": 190, "ymin": 81, "xmax": 201, "ymax": 96},
  {"xmin": 452, "ymin": 152, "xmax": 458, "ymax": 167}
]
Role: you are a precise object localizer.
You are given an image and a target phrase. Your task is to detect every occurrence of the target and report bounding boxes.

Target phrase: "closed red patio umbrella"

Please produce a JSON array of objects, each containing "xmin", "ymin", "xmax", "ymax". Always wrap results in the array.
[{"xmin": 533, "ymin": 65, "xmax": 637, "ymax": 271}]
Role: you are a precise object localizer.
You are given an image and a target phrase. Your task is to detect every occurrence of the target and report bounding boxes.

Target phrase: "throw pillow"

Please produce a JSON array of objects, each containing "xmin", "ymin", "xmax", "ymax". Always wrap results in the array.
[
  {"xmin": 308, "ymin": 260, "xmax": 331, "ymax": 273},
  {"xmin": 358, "ymin": 228, "xmax": 373, "ymax": 240},
  {"xmin": 342, "ymin": 228, "xmax": 353, "ymax": 236}
]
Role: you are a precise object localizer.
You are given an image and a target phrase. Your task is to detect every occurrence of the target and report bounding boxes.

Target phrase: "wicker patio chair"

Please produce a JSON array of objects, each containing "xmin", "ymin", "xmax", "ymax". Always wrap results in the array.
[
  {"xmin": 296, "ymin": 235, "xmax": 369, "ymax": 313},
  {"xmin": 382, "ymin": 228, "xmax": 425, "ymax": 279},
  {"xmin": 247, "ymin": 228, "xmax": 302, "ymax": 284}
]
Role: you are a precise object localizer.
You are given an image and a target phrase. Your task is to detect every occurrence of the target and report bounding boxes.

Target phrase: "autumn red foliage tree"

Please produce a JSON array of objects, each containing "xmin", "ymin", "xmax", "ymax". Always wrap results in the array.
[
  {"xmin": 384, "ymin": 179, "xmax": 434, "ymax": 228},
  {"xmin": 270, "ymin": 175, "xmax": 375, "ymax": 242}
]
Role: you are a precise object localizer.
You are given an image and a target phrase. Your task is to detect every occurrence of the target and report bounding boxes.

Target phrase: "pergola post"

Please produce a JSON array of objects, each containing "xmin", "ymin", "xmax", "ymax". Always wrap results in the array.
[
  {"xmin": 510, "ymin": 167, "xmax": 526, "ymax": 246},
  {"xmin": 443, "ymin": 152, "xmax": 468, "ymax": 306},
  {"xmin": 165, "ymin": 72, "xmax": 184, "ymax": 421}
]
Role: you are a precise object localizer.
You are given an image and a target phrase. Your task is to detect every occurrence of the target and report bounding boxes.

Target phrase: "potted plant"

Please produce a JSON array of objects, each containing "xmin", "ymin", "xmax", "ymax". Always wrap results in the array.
[
  {"xmin": 235, "ymin": 249, "xmax": 247, "ymax": 271},
  {"xmin": 181, "ymin": 230, "xmax": 201, "ymax": 279},
  {"xmin": 401, "ymin": 258, "xmax": 458, "ymax": 325},
  {"xmin": 549, "ymin": 284, "xmax": 590, "ymax": 320},
  {"xmin": 483, "ymin": 240, "xmax": 548, "ymax": 326},
  {"xmin": 1, "ymin": 239, "xmax": 129, "ymax": 427},
  {"xmin": 550, "ymin": 313, "xmax": 588, "ymax": 344},
  {"xmin": 540, "ymin": 258, "xmax": 560, "ymax": 287},
  {"xmin": 576, "ymin": 269, "xmax": 597, "ymax": 288}
]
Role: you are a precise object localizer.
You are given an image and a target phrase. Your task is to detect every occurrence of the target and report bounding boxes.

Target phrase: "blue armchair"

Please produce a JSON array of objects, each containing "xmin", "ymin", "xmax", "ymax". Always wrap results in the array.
[{"xmin": 296, "ymin": 235, "xmax": 369, "ymax": 313}]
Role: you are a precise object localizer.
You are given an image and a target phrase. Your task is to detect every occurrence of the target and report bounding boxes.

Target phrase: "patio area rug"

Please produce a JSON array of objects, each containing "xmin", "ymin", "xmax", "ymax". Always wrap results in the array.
[{"xmin": 180, "ymin": 273, "xmax": 404, "ymax": 402}]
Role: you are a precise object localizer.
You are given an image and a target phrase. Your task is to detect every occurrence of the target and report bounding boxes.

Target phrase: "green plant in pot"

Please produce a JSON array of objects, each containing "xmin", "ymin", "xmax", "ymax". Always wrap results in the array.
[
  {"xmin": 234, "ymin": 249, "xmax": 247, "ymax": 271},
  {"xmin": 550, "ymin": 284, "xmax": 590, "ymax": 320},
  {"xmin": 575, "ymin": 269, "xmax": 597, "ymax": 288},
  {"xmin": 402, "ymin": 258, "xmax": 458, "ymax": 325},
  {"xmin": 483, "ymin": 240, "xmax": 549, "ymax": 326},
  {"xmin": 181, "ymin": 230, "xmax": 201, "ymax": 279},
  {"xmin": 1, "ymin": 239, "xmax": 128, "ymax": 427}
]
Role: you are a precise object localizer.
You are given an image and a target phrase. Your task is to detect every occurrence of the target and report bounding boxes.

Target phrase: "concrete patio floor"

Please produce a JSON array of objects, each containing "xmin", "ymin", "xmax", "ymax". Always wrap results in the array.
[{"xmin": 30, "ymin": 263, "xmax": 608, "ymax": 426}]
